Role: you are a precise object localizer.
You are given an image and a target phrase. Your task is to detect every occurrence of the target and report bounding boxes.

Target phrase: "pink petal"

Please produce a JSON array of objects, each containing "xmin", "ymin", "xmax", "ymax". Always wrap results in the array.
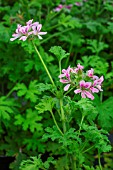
[
  {"xmin": 90, "ymin": 87, "xmax": 99, "ymax": 93},
  {"xmin": 37, "ymin": 24, "xmax": 42, "ymax": 32},
  {"xmin": 10, "ymin": 37, "xmax": 18, "ymax": 41},
  {"xmin": 32, "ymin": 22, "xmax": 39, "ymax": 27},
  {"xmin": 59, "ymin": 74, "xmax": 65, "ymax": 78},
  {"xmin": 81, "ymin": 91, "xmax": 86, "ymax": 98},
  {"xmin": 87, "ymin": 68, "xmax": 94, "ymax": 77},
  {"xmin": 64, "ymin": 84, "xmax": 71, "ymax": 91},
  {"xmin": 60, "ymin": 79, "xmax": 69, "ymax": 83},
  {"xmin": 38, "ymin": 35, "xmax": 43, "ymax": 39},
  {"xmin": 85, "ymin": 82, "xmax": 91, "ymax": 88},
  {"xmin": 19, "ymin": 36, "xmax": 27, "ymax": 41},
  {"xmin": 98, "ymin": 76, "xmax": 104, "ymax": 84},
  {"xmin": 84, "ymin": 91, "xmax": 94, "ymax": 100},
  {"xmin": 77, "ymin": 63, "xmax": 84, "ymax": 70},
  {"xmin": 26, "ymin": 19, "xmax": 33, "ymax": 25},
  {"xmin": 80, "ymin": 80, "xmax": 85, "ymax": 88},
  {"xmin": 96, "ymin": 85, "xmax": 103, "ymax": 91},
  {"xmin": 38, "ymin": 32, "xmax": 47, "ymax": 35},
  {"xmin": 74, "ymin": 89, "xmax": 81, "ymax": 94}
]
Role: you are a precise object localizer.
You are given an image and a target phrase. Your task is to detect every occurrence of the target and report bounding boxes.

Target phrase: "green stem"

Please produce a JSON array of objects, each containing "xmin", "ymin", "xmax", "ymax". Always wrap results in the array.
[
  {"xmin": 78, "ymin": 115, "xmax": 85, "ymax": 137},
  {"xmin": 6, "ymin": 73, "xmax": 28, "ymax": 98},
  {"xmin": 60, "ymin": 98, "xmax": 66, "ymax": 133},
  {"xmin": 59, "ymin": 60, "xmax": 61, "ymax": 74},
  {"xmin": 39, "ymin": 28, "xmax": 73, "ymax": 46},
  {"xmin": 50, "ymin": 110, "xmax": 64, "ymax": 136},
  {"xmin": 98, "ymin": 152, "xmax": 103, "ymax": 170},
  {"xmin": 82, "ymin": 145, "xmax": 95, "ymax": 154},
  {"xmin": 100, "ymin": 91, "xmax": 103, "ymax": 103},
  {"xmin": 65, "ymin": 43, "xmax": 72, "ymax": 68},
  {"xmin": 72, "ymin": 156, "xmax": 77, "ymax": 170},
  {"xmin": 33, "ymin": 43, "xmax": 55, "ymax": 87},
  {"xmin": 64, "ymin": 87, "xmax": 75, "ymax": 96},
  {"xmin": 47, "ymin": 23, "xmax": 62, "ymax": 31}
]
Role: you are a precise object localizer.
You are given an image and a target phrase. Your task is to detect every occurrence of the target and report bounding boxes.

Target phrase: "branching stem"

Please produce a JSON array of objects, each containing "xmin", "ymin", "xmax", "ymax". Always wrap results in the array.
[
  {"xmin": 33, "ymin": 43, "xmax": 55, "ymax": 87},
  {"xmin": 50, "ymin": 110, "xmax": 63, "ymax": 136}
]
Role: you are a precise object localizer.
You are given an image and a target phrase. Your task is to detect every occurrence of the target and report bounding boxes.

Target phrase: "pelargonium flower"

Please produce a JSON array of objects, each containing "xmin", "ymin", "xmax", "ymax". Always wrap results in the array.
[
  {"xmin": 74, "ymin": 63, "xmax": 84, "ymax": 73},
  {"xmin": 10, "ymin": 19, "xmax": 47, "ymax": 41},
  {"xmin": 59, "ymin": 66, "xmax": 72, "ymax": 91},
  {"xmin": 54, "ymin": 4, "xmax": 73, "ymax": 12},
  {"xmin": 75, "ymin": 2, "xmax": 83, "ymax": 6},
  {"xmin": 74, "ymin": 80, "xmax": 94, "ymax": 100},
  {"xmin": 59, "ymin": 64, "xmax": 104, "ymax": 100},
  {"xmin": 54, "ymin": 4, "xmax": 63, "ymax": 12},
  {"xmin": 32, "ymin": 24, "xmax": 47, "ymax": 39},
  {"xmin": 91, "ymin": 76, "xmax": 104, "ymax": 92},
  {"xmin": 87, "ymin": 68, "xmax": 94, "ymax": 78}
]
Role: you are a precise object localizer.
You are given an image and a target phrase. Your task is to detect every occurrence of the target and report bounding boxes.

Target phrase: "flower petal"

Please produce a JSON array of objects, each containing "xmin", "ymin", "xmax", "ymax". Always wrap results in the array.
[
  {"xmin": 38, "ymin": 35, "xmax": 43, "ymax": 39},
  {"xmin": 64, "ymin": 84, "xmax": 71, "ymax": 91},
  {"xmin": 84, "ymin": 91, "xmax": 94, "ymax": 100},
  {"xmin": 38, "ymin": 32, "xmax": 47, "ymax": 35},
  {"xmin": 19, "ymin": 36, "xmax": 27, "ymax": 41},
  {"xmin": 74, "ymin": 89, "xmax": 81, "ymax": 94}
]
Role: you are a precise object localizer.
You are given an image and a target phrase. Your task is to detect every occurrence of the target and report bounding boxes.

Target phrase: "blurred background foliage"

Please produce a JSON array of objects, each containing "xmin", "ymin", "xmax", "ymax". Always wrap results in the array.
[{"xmin": 0, "ymin": 0, "xmax": 113, "ymax": 169}]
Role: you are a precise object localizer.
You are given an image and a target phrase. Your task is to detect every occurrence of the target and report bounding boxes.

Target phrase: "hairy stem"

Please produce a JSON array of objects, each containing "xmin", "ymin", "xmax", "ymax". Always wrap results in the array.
[
  {"xmin": 59, "ymin": 60, "xmax": 61, "ymax": 74},
  {"xmin": 98, "ymin": 152, "xmax": 103, "ymax": 170},
  {"xmin": 60, "ymin": 98, "xmax": 66, "ymax": 133},
  {"xmin": 78, "ymin": 115, "xmax": 85, "ymax": 137},
  {"xmin": 33, "ymin": 43, "xmax": 55, "ymax": 87},
  {"xmin": 50, "ymin": 110, "xmax": 64, "ymax": 136},
  {"xmin": 82, "ymin": 145, "xmax": 95, "ymax": 154}
]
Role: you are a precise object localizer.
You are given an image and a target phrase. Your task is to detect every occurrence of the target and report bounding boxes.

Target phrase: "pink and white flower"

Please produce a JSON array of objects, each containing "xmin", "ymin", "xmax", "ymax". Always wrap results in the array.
[
  {"xmin": 32, "ymin": 24, "xmax": 47, "ymax": 39},
  {"xmin": 59, "ymin": 66, "xmax": 72, "ymax": 91},
  {"xmin": 74, "ymin": 63, "xmax": 84, "ymax": 73},
  {"xmin": 58, "ymin": 64, "xmax": 104, "ymax": 100},
  {"xmin": 87, "ymin": 68, "xmax": 94, "ymax": 77},
  {"xmin": 10, "ymin": 19, "xmax": 47, "ymax": 41},
  {"xmin": 74, "ymin": 80, "xmax": 94, "ymax": 100},
  {"xmin": 54, "ymin": 4, "xmax": 63, "ymax": 12}
]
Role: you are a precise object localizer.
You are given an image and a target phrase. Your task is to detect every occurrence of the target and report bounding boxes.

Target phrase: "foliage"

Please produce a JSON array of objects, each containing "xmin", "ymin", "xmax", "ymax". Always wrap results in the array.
[{"xmin": 0, "ymin": 0, "xmax": 113, "ymax": 169}]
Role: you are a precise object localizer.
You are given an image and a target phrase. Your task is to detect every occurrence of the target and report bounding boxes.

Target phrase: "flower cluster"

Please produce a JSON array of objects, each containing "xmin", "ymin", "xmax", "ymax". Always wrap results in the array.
[
  {"xmin": 59, "ymin": 64, "xmax": 104, "ymax": 100},
  {"xmin": 10, "ymin": 19, "xmax": 47, "ymax": 41},
  {"xmin": 54, "ymin": 0, "xmax": 87, "ymax": 12}
]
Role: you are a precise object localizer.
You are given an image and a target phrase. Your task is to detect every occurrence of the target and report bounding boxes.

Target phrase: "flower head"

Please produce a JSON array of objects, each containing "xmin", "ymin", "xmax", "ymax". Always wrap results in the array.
[
  {"xmin": 32, "ymin": 24, "xmax": 47, "ymax": 39},
  {"xmin": 10, "ymin": 19, "xmax": 47, "ymax": 41},
  {"xmin": 74, "ymin": 80, "xmax": 94, "ymax": 100},
  {"xmin": 59, "ymin": 64, "xmax": 104, "ymax": 100}
]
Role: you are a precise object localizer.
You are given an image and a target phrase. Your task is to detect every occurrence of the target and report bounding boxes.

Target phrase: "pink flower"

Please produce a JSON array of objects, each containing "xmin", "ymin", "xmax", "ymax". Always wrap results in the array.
[
  {"xmin": 93, "ymin": 76, "xmax": 104, "ymax": 86},
  {"xmin": 87, "ymin": 68, "xmax": 94, "ymax": 77},
  {"xmin": 32, "ymin": 24, "xmax": 47, "ymax": 39},
  {"xmin": 10, "ymin": 19, "xmax": 47, "ymax": 41},
  {"xmin": 65, "ymin": 4, "xmax": 73, "ymax": 9},
  {"xmin": 74, "ymin": 63, "xmax": 84, "ymax": 73},
  {"xmin": 54, "ymin": 4, "xmax": 63, "ymax": 12},
  {"xmin": 90, "ymin": 76, "xmax": 104, "ymax": 93},
  {"xmin": 59, "ymin": 66, "xmax": 71, "ymax": 81},
  {"xmin": 59, "ymin": 66, "xmax": 72, "ymax": 91},
  {"xmin": 10, "ymin": 24, "xmax": 22, "ymax": 41},
  {"xmin": 26, "ymin": 19, "xmax": 33, "ymax": 26},
  {"xmin": 75, "ymin": 2, "xmax": 83, "ymax": 6},
  {"xmin": 74, "ymin": 80, "xmax": 94, "ymax": 100}
]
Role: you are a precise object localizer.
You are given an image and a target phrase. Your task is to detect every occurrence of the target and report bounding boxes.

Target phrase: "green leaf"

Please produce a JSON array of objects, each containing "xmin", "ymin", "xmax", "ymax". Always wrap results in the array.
[
  {"xmin": 14, "ymin": 83, "xmax": 27, "ymax": 97},
  {"xmin": 14, "ymin": 109, "xmax": 43, "ymax": 133},
  {"xmin": 14, "ymin": 80, "xmax": 40, "ymax": 102},
  {"xmin": 0, "ymin": 97, "xmax": 18, "ymax": 120},
  {"xmin": 35, "ymin": 96, "xmax": 55, "ymax": 113},
  {"xmin": 24, "ymin": 59, "xmax": 34, "ymax": 72},
  {"xmin": 49, "ymin": 46, "xmax": 69, "ymax": 62},
  {"xmin": 83, "ymin": 124, "xmax": 112, "ymax": 153},
  {"xmin": 97, "ymin": 97, "xmax": 113, "ymax": 131}
]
